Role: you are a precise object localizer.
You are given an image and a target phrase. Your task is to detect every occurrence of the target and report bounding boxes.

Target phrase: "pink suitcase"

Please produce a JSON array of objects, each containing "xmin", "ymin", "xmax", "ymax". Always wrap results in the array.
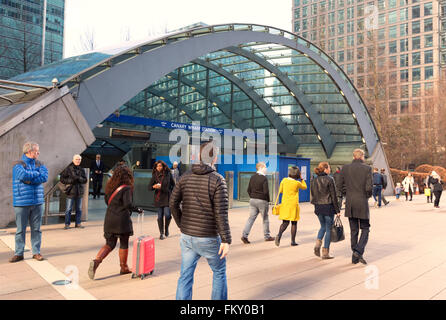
[{"xmin": 131, "ymin": 212, "xmax": 155, "ymax": 280}]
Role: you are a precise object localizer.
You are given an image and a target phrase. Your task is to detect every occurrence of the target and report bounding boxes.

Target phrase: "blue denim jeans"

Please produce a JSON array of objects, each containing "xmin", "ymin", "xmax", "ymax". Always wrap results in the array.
[
  {"xmin": 242, "ymin": 199, "xmax": 271, "ymax": 239},
  {"xmin": 14, "ymin": 205, "xmax": 44, "ymax": 256},
  {"xmin": 157, "ymin": 207, "xmax": 171, "ymax": 220},
  {"xmin": 65, "ymin": 197, "xmax": 82, "ymax": 226},
  {"xmin": 317, "ymin": 214, "xmax": 334, "ymax": 249},
  {"xmin": 176, "ymin": 233, "xmax": 227, "ymax": 300},
  {"xmin": 373, "ymin": 185, "xmax": 382, "ymax": 207}
]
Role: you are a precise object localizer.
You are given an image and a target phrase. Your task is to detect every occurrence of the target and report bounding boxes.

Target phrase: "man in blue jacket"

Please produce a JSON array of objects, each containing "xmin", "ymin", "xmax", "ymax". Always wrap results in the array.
[{"xmin": 9, "ymin": 142, "xmax": 48, "ymax": 263}]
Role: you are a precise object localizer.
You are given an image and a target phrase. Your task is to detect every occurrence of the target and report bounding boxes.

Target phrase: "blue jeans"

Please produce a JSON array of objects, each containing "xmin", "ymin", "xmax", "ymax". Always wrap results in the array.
[
  {"xmin": 176, "ymin": 233, "xmax": 227, "ymax": 300},
  {"xmin": 65, "ymin": 197, "xmax": 82, "ymax": 226},
  {"xmin": 373, "ymin": 185, "xmax": 382, "ymax": 207},
  {"xmin": 14, "ymin": 205, "xmax": 44, "ymax": 256},
  {"xmin": 317, "ymin": 214, "xmax": 334, "ymax": 249},
  {"xmin": 157, "ymin": 207, "xmax": 171, "ymax": 220},
  {"xmin": 242, "ymin": 199, "xmax": 271, "ymax": 239}
]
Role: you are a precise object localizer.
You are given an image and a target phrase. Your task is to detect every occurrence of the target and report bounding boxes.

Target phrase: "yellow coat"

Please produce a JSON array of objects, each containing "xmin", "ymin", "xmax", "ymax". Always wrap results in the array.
[{"xmin": 276, "ymin": 177, "xmax": 307, "ymax": 221}]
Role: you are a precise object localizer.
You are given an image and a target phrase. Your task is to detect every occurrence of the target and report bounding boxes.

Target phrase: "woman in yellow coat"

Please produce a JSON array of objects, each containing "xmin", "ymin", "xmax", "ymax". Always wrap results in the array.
[{"xmin": 274, "ymin": 166, "xmax": 307, "ymax": 247}]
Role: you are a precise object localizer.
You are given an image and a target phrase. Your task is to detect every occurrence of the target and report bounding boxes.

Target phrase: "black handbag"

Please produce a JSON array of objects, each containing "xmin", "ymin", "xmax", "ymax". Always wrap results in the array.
[
  {"xmin": 58, "ymin": 181, "xmax": 72, "ymax": 195},
  {"xmin": 330, "ymin": 215, "xmax": 345, "ymax": 243}
]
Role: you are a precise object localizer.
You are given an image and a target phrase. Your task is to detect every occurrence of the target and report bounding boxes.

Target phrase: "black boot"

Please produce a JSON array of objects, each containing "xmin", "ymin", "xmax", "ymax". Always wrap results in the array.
[
  {"xmin": 157, "ymin": 218, "xmax": 165, "ymax": 240},
  {"xmin": 165, "ymin": 217, "xmax": 171, "ymax": 238}
]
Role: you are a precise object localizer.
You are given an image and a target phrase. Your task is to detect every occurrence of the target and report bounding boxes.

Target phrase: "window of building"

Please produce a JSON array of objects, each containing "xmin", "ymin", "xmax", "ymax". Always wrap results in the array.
[
  {"xmin": 424, "ymin": 18, "xmax": 433, "ymax": 32},
  {"xmin": 378, "ymin": 43, "xmax": 386, "ymax": 56},
  {"xmin": 338, "ymin": 23, "xmax": 345, "ymax": 35},
  {"xmin": 338, "ymin": 9, "xmax": 344, "ymax": 21},
  {"xmin": 302, "ymin": 19, "xmax": 308, "ymax": 30},
  {"xmin": 347, "ymin": 7, "xmax": 354, "ymax": 19},
  {"xmin": 303, "ymin": 6, "xmax": 308, "ymax": 17},
  {"xmin": 400, "ymin": 101, "xmax": 409, "ymax": 114},
  {"xmin": 379, "ymin": 13, "xmax": 386, "ymax": 26},
  {"xmin": 357, "ymin": 33, "xmax": 364, "ymax": 45},
  {"xmin": 389, "ymin": 87, "xmax": 398, "ymax": 99},
  {"xmin": 347, "ymin": 49, "xmax": 354, "ymax": 61},
  {"xmin": 389, "ymin": 0, "xmax": 397, "ymax": 8},
  {"xmin": 347, "ymin": 35, "xmax": 354, "ymax": 47},
  {"xmin": 401, "ymin": 85, "xmax": 409, "ymax": 98},
  {"xmin": 347, "ymin": 63, "xmax": 354, "ymax": 74},
  {"xmin": 425, "ymin": 82, "xmax": 433, "ymax": 92},
  {"xmin": 400, "ymin": 23, "xmax": 408, "ymax": 36},
  {"xmin": 400, "ymin": 54, "xmax": 409, "ymax": 67},
  {"xmin": 400, "ymin": 8, "xmax": 408, "ymax": 21},
  {"xmin": 357, "ymin": 62, "xmax": 364, "ymax": 73},
  {"xmin": 338, "ymin": 51, "xmax": 345, "ymax": 62},
  {"xmin": 400, "ymin": 0, "xmax": 408, "ymax": 6},
  {"xmin": 412, "ymin": 83, "xmax": 421, "ymax": 97},
  {"xmin": 357, "ymin": 76, "xmax": 364, "ymax": 88},
  {"xmin": 357, "ymin": 47, "xmax": 364, "ymax": 59},
  {"xmin": 378, "ymin": 28, "xmax": 386, "ymax": 40},
  {"xmin": 412, "ymin": 52, "xmax": 420, "ymax": 65},
  {"xmin": 357, "ymin": 18, "xmax": 364, "ymax": 31},
  {"xmin": 347, "ymin": 21, "xmax": 354, "ymax": 33},
  {"xmin": 425, "ymin": 66, "xmax": 434, "ymax": 80},
  {"xmin": 338, "ymin": 37, "xmax": 345, "ymax": 49},
  {"xmin": 425, "ymin": 50, "xmax": 433, "ymax": 64},
  {"xmin": 412, "ymin": 100, "xmax": 421, "ymax": 113},
  {"xmin": 412, "ymin": 5, "xmax": 420, "ymax": 19},
  {"xmin": 425, "ymin": 34, "xmax": 433, "ymax": 48},
  {"xmin": 389, "ymin": 11, "xmax": 398, "ymax": 24},
  {"xmin": 358, "ymin": 5, "xmax": 364, "ymax": 17},
  {"xmin": 389, "ymin": 25, "xmax": 398, "ymax": 39},
  {"xmin": 329, "ymin": 12, "xmax": 335, "ymax": 24},
  {"xmin": 378, "ymin": 0, "xmax": 385, "ymax": 10},
  {"xmin": 401, "ymin": 69, "xmax": 409, "ymax": 82},
  {"xmin": 400, "ymin": 38, "xmax": 409, "ymax": 52},
  {"xmin": 390, "ymin": 71, "xmax": 398, "ymax": 81},
  {"xmin": 294, "ymin": 8, "xmax": 300, "ymax": 18},
  {"xmin": 389, "ymin": 40, "xmax": 397, "ymax": 54},
  {"xmin": 311, "ymin": 17, "xmax": 318, "ymax": 28},
  {"xmin": 424, "ymin": 2, "xmax": 433, "ymax": 16},
  {"xmin": 412, "ymin": 36, "xmax": 421, "ymax": 50},
  {"xmin": 312, "ymin": 3, "xmax": 318, "ymax": 15},
  {"xmin": 294, "ymin": 0, "xmax": 300, "ymax": 6},
  {"xmin": 329, "ymin": 39, "xmax": 335, "ymax": 50},
  {"xmin": 390, "ymin": 102, "xmax": 398, "ymax": 114},
  {"xmin": 389, "ymin": 55, "xmax": 397, "ymax": 67},
  {"xmin": 329, "ymin": 25, "xmax": 336, "ymax": 37},
  {"xmin": 412, "ymin": 20, "xmax": 420, "ymax": 34},
  {"xmin": 338, "ymin": 0, "xmax": 344, "ymax": 5},
  {"xmin": 412, "ymin": 68, "xmax": 421, "ymax": 81}
]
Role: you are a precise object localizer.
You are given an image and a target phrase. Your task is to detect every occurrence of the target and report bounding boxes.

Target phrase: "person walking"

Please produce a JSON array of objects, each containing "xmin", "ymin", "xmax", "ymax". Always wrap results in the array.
[
  {"xmin": 332, "ymin": 166, "xmax": 343, "ymax": 210},
  {"xmin": 60, "ymin": 154, "xmax": 88, "ymax": 229},
  {"xmin": 241, "ymin": 162, "xmax": 275, "ymax": 244},
  {"xmin": 395, "ymin": 183, "xmax": 402, "ymax": 200},
  {"xmin": 311, "ymin": 162, "xmax": 341, "ymax": 259},
  {"xmin": 90, "ymin": 154, "xmax": 105, "ymax": 199},
  {"xmin": 372, "ymin": 168, "xmax": 383, "ymax": 208},
  {"xmin": 402, "ymin": 172, "xmax": 414, "ymax": 201},
  {"xmin": 339, "ymin": 149, "xmax": 373, "ymax": 265},
  {"xmin": 430, "ymin": 171, "xmax": 444, "ymax": 208},
  {"xmin": 150, "ymin": 160, "xmax": 175, "ymax": 240},
  {"xmin": 9, "ymin": 142, "xmax": 48, "ymax": 263},
  {"xmin": 274, "ymin": 166, "xmax": 307, "ymax": 247},
  {"xmin": 170, "ymin": 141, "xmax": 231, "ymax": 300},
  {"xmin": 88, "ymin": 166, "xmax": 143, "ymax": 280},
  {"xmin": 425, "ymin": 173, "xmax": 434, "ymax": 203},
  {"xmin": 380, "ymin": 168, "xmax": 390, "ymax": 206},
  {"xmin": 171, "ymin": 161, "xmax": 181, "ymax": 184}
]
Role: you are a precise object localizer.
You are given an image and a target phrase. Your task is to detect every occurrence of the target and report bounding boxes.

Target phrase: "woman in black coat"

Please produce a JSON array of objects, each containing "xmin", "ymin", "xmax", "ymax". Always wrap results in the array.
[
  {"xmin": 88, "ymin": 166, "xmax": 142, "ymax": 280},
  {"xmin": 60, "ymin": 155, "xmax": 88, "ymax": 229},
  {"xmin": 150, "ymin": 160, "xmax": 175, "ymax": 240},
  {"xmin": 430, "ymin": 171, "xmax": 444, "ymax": 208}
]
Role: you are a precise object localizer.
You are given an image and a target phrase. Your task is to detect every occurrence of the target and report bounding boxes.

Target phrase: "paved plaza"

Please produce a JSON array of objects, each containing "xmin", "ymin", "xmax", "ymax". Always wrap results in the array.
[{"xmin": 1, "ymin": 194, "xmax": 446, "ymax": 300}]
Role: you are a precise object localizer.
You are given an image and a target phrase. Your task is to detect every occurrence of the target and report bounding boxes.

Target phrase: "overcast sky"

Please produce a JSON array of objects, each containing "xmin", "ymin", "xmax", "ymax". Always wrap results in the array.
[{"xmin": 64, "ymin": 0, "xmax": 292, "ymax": 58}]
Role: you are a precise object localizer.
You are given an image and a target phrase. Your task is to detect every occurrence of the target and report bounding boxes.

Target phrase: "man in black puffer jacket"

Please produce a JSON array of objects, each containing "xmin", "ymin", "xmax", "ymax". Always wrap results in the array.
[{"xmin": 170, "ymin": 141, "xmax": 231, "ymax": 300}]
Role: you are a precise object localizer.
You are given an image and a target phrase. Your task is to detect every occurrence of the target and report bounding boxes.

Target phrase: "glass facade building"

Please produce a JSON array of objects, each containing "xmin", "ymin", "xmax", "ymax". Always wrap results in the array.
[
  {"xmin": 292, "ymin": 0, "xmax": 443, "ymax": 140},
  {"xmin": 0, "ymin": 0, "xmax": 65, "ymax": 79}
]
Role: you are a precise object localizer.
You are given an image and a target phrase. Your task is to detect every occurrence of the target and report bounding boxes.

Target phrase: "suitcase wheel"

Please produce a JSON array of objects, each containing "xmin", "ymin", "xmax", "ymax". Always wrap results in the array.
[
  {"xmin": 131, "ymin": 274, "xmax": 137, "ymax": 279},
  {"xmin": 149, "ymin": 270, "xmax": 154, "ymax": 275},
  {"xmin": 141, "ymin": 275, "xmax": 145, "ymax": 280}
]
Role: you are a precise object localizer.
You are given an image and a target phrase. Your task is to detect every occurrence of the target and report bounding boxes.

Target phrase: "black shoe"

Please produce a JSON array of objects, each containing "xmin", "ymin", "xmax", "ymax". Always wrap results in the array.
[
  {"xmin": 291, "ymin": 242, "xmax": 299, "ymax": 246},
  {"xmin": 160, "ymin": 234, "xmax": 165, "ymax": 240},
  {"xmin": 75, "ymin": 224, "xmax": 85, "ymax": 229},
  {"xmin": 264, "ymin": 236, "xmax": 275, "ymax": 242},
  {"xmin": 241, "ymin": 237, "xmax": 250, "ymax": 244},
  {"xmin": 352, "ymin": 255, "xmax": 359, "ymax": 264},
  {"xmin": 353, "ymin": 252, "xmax": 367, "ymax": 265},
  {"xmin": 275, "ymin": 235, "xmax": 281, "ymax": 247}
]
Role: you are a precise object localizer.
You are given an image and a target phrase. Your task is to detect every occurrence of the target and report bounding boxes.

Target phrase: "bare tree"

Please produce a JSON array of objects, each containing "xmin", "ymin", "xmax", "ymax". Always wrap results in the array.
[
  {"xmin": 79, "ymin": 27, "xmax": 96, "ymax": 52},
  {"xmin": 121, "ymin": 26, "xmax": 131, "ymax": 42}
]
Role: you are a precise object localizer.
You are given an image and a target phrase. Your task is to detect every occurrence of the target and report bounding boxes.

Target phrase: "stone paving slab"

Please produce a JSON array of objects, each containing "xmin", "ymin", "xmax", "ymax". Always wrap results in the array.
[{"xmin": 1, "ymin": 195, "xmax": 446, "ymax": 300}]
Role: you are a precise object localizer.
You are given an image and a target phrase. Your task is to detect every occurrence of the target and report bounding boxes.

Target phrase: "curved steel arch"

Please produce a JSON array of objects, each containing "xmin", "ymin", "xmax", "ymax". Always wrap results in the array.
[
  {"xmin": 224, "ymin": 46, "xmax": 336, "ymax": 157},
  {"xmin": 71, "ymin": 26, "xmax": 378, "ymax": 155}
]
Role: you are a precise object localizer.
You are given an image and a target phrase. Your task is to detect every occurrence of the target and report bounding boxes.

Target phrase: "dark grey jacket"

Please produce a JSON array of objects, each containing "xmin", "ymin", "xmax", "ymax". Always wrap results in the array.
[
  {"xmin": 339, "ymin": 159, "xmax": 373, "ymax": 220},
  {"xmin": 310, "ymin": 173, "xmax": 340, "ymax": 213},
  {"xmin": 169, "ymin": 163, "xmax": 231, "ymax": 244},
  {"xmin": 60, "ymin": 163, "xmax": 87, "ymax": 199}
]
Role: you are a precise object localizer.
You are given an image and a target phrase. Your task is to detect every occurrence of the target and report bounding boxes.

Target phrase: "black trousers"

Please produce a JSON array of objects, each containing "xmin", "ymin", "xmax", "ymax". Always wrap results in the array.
[
  {"xmin": 434, "ymin": 191, "xmax": 442, "ymax": 207},
  {"xmin": 92, "ymin": 176, "xmax": 103, "ymax": 197},
  {"xmin": 405, "ymin": 189, "xmax": 413, "ymax": 200},
  {"xmin": 348, "ymin": 218, "xmax": 370, "ymax": 256}
]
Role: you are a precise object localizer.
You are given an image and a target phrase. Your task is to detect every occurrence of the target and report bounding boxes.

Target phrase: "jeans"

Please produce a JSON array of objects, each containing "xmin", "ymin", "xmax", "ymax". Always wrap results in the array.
[
  {"xmin": 157, "ymin": 207, "xmax": 171, "ymax": 220},
  {"xmin": 176, "ymin": 233, "xmax": 227, "ymax": 300},
  {"xmin": 242, "ymin": 199, "xmax": 271, "ymax": 239},
  {"xmin": 65, "ymin": 197, "xmax": 82, "ymax": 226},
  {"xmin": 372, "ymin": 185, "xmax": 382, "ymax": 207},
  {"xmin": 317, "ymin": 214, "xmax": 334, "ymax": 249},
  {"xmin": 14, "ymin": 205, "xmax": 44, "ymax": 256},
  {"xmin": 348, "ymin": 218, "xmax": 370, "ymax": 256}
]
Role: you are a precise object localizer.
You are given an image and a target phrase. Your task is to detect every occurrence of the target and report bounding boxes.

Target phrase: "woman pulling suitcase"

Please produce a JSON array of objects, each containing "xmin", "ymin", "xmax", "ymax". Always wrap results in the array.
[{"xmin": 88, "ymin": 166, "xmax": 143, "ymax": 280}]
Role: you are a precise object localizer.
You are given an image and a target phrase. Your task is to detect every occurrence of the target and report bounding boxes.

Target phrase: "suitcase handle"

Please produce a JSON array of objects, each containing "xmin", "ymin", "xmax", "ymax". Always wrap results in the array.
[{"xmin": 137, "ymin": 210, "xmax": 144, "ymax": 237}]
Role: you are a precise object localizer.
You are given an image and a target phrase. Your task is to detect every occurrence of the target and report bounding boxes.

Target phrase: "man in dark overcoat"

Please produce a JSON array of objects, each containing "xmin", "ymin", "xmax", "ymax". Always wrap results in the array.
[{"xmin": 339, "ymin": 149, "xmax": 373, "ymax": 265}]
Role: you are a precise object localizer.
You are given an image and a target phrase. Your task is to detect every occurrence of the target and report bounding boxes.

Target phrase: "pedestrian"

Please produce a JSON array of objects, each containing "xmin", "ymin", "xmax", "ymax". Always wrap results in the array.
[
  {"xmin": 131, "ymin": 160, "xmax": 141, "ymax": 170},
  {"xmin": 60, "ymin": 154, "xmax": 88, "ymax": 230},
  {"xmin": 425, "ymin": 172, "xmax": 434, "ymax": 203},
  {"xmin": 150, "ymin": 160, "xmax": 175, "ymax": 240},
  {"xmin": 90, "ymin": 154, "xmax": 105, "ymax": 199},
  {"xmin": 380, "ymin": 168, "xmax": 389, "ymax": 206},
  {"xmin": 88, "ymin": 166, "xmax": 143, "ymax": 280},
  {"xmin": 310, "ymin": 162, "xmax": 341, "ymax": 259},
  {"xmin": 241, "ymin": 162, "xmax": 275, "ymax": 244},
  {"xmin": 372, "ymin": 168, "xmax": 383, "ymax": 208},
  {"xmin": 430, "ymin": 171, "xmax": 444, "ymax": 208},
  {"xmin": 171, "ymin": 161, "xmax": 181, "ymax": 184},
  {"xmin": 338, "ymin": 149, "xmax": 373, "ymax": 265},
  {"xmin": 395, "ymin": 183, "xmax": 402, "ymax": 200},
  {"xmin": 170, "ymin": 141, "xmax": 231, "ymax": 300},
  {"xmin": 332, "ymin": 166, "xmax": 343, "ymax": 210},
  {"xmin": 9, "ymin": 142, "xmax": 48, "ymax": 263},
  {"xmin": 274, "ymin": 166, "xmax": 307, "ymax": 247},
  {"xmin": 402, "ymin": 172, "xmax": 414, "ymax": 201}
]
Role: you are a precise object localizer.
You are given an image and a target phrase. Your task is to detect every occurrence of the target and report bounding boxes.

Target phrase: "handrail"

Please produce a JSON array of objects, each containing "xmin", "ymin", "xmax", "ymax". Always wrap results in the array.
[{"xmin": 43, "ymin": 181, "xmax": 62, "ymax": 225}]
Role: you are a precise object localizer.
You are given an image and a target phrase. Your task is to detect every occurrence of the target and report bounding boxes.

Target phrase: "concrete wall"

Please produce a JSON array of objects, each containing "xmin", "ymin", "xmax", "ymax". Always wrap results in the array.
[{"xmin": 0, "ymin": 87, "xmax": 95, "ymax": 228}]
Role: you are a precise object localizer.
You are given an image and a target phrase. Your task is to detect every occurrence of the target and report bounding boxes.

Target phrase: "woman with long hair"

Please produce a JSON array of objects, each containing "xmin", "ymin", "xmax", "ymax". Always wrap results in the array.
[
  {"xmin": 274, "ymin": 166, "xmax": 307, "ymax": 247},
  {"xmin": 310, "ymin": 162, "xmax": 341, "ymax": 259},
  {"xmin": 150, "ymin": 160, "xmax": 175, "ymax": 240},
  {"xmin": 88, "ymin": 166, "xmax": 142, "ymax": 280}
]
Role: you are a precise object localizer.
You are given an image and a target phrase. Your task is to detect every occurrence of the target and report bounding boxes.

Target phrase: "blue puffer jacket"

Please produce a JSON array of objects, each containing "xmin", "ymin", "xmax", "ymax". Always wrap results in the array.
[{"xmin": 12, "ymin": 154, "xmax": 49, "ymax": 207}]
